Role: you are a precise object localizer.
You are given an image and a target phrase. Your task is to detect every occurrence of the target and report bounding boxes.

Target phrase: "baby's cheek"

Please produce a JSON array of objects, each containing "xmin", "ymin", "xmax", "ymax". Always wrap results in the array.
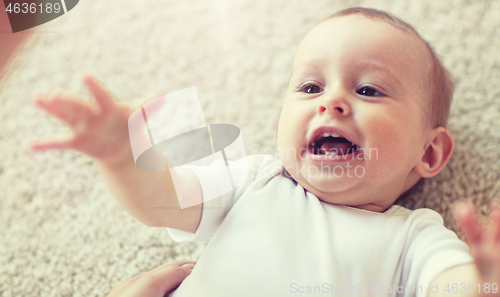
[{"xmin": 363, "ymin": 120, "xmax": 415, "ymax": 169}]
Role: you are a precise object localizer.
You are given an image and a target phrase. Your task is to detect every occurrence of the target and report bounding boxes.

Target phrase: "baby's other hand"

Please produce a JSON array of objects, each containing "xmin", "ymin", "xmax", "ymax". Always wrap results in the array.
[
  {"xmin": 454, "ymin": 201, "xmax": 500, "ymax": 295},
  {"xmin": 31, "ymin": 74, "xmax": 163, "ymax": 166}
]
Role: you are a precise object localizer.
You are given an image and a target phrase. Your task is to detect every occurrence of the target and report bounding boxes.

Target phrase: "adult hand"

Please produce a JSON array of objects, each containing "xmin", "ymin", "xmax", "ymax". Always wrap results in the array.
[{"xmin": 106, "ymin": 261, "xmax": 195, "ymax": 297}]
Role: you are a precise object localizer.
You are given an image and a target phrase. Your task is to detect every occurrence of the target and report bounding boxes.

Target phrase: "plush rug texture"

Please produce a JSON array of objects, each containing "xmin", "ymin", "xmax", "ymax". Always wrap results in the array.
[{"xmin": 1, "ymin": 0, "xmax": 499, "ymax": 296}]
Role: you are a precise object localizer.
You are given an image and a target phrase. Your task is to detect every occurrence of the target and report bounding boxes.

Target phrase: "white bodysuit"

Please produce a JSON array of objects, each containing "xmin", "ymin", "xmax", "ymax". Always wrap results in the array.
[{"xmin": 167, "ymin": 154, "xmax": 473, "ymax": 297}]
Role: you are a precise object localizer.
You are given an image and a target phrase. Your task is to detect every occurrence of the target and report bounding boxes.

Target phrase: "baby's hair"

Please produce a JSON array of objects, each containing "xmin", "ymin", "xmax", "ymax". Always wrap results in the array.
[{"xmin": 321, "ymin": 7, "xmax": 454, "ymax": 129}]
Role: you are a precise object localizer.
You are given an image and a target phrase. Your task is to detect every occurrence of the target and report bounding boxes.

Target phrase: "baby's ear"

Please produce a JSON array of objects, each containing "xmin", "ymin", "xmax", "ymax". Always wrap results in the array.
[{"xmin": 413, "ymin": 127, "xmax": 454, "ymax": 178}]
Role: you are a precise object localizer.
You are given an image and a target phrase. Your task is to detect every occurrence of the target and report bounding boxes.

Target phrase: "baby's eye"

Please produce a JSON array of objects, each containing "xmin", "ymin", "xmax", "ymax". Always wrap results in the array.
[
  {"xmin": 299, "ymin": 83, "xmax": 324, "ymax": 94},
  {"xmin": 357, "ymin": 86, "xmax": 384, "ymax": 97}
]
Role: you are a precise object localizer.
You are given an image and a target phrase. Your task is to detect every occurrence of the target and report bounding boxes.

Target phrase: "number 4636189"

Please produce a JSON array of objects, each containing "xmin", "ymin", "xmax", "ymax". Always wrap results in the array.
[
  {"xmin": 443, "ymin": 283, "xmax": 498, "ymax": 294},
  {"xmin": 5, "ymin": 2, "xmax": 62, "ymax": 14}
]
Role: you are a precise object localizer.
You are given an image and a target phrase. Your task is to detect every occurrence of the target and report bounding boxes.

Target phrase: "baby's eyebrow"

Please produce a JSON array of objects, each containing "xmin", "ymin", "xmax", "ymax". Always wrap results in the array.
[
  {"xmin": 290, "ymin": 59, "xmax": 404, "ymax": 92},
  {"xmin": 357, "ymin": 61, "xmax": 402, "ymax": 89},
  {"xmin": 290, "ymin": 59, "xmax": 324, "ymax": 77}
]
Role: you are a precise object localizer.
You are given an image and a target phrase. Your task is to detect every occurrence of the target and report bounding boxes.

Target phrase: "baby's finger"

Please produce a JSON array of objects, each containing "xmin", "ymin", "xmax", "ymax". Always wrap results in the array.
[
  {"xmin": 487, "ymin": 203, "xmax": 500, "ymax": 243},
  {"xmin": 30, "ymin": 135, "xmax": 75, "ymax": 151},
  {"xmin": 139, "ymin": 92, "xmax": 166, "ymax": 112},
  {"xmin": 454, "ymin": 202, "xmax": 483, "ymax": 245},
  {"xmin": 34, "ymin": 95, "xmax": 94, "ymax": 128},
  {"xmin": 129, "ymin": 92, "xmax": 166, "ymax": 117},
  {"xmin": 82, "ymin": 74, "xmax": 115, "ymax": 112}
]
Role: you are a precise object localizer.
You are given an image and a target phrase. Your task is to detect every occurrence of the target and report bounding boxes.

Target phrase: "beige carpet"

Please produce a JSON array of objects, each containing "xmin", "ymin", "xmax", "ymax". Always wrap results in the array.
[{"xmin": 1, "ymin": 0, "xmax": 499, "ymax": 296}]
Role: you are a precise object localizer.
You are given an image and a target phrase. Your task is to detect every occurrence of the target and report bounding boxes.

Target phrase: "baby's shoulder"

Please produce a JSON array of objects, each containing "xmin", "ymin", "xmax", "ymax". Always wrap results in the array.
[
  {"xmin": 245, "ymin": 153, "xmax": 284, "ymax": 178},
  {"xmin": 387, "ymin": 205, "xmax": 443, "ymax": 221},
  {"xmin": 385, "ymin": 205, "xmax": 454, "ymax": 243}
]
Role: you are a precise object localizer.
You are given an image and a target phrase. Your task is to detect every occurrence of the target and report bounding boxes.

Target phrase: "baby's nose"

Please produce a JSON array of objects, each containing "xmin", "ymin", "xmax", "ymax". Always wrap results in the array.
[{"xmin": 317, "ymin": 95, "xmax": 351, "ymax": 116}]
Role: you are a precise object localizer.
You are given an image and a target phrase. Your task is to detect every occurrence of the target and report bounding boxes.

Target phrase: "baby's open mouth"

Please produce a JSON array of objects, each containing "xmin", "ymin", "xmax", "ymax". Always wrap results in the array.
[{"xmin": 310, "ymin": 133, "xmax": 359, "ymax": 156}]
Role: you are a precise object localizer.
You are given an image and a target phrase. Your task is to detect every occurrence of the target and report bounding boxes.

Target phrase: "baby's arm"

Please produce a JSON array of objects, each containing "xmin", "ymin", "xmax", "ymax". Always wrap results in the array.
[
  {"xmin": 429, "ymin": 203, "xmax": 500, "ymax": 297},
  {"xmin": 429, "ymin": 264, "xmax": 481, "ymax": 297},
  {"xmin": 31, "ymin": 75, "xmax": 202, "ymax": 232}
]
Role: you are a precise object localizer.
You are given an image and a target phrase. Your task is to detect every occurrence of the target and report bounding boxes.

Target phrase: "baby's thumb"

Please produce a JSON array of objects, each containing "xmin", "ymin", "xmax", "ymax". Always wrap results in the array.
[{"xmin": 131, "ymin": 92, "xmax": 166, "ymax": 114}]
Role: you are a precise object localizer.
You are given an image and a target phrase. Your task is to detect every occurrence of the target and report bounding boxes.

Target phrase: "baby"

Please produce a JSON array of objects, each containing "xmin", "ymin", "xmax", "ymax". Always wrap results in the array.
[{"xmin": 32, "ymin": 7, "xmax": 500, "ymax": 297}]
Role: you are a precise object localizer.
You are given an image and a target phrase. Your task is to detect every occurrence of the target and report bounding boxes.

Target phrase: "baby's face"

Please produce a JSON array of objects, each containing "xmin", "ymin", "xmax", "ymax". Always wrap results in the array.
[{"xmin": 276, "ymin": 15, "xmax": 432, "ymax": 212}]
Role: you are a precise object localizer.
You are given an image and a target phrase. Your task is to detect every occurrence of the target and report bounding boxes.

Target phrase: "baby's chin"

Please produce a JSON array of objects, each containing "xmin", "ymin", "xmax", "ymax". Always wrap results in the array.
[
  {"xmin": 293, "ymin": 170, "xmax": 361, "ymax": 197},
  {"xmin": 299, "ymin": 174, "xmax": 398, "ymax": 212}
]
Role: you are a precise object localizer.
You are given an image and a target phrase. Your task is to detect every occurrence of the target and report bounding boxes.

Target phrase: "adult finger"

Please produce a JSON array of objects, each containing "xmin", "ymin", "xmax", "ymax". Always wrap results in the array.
[
  {"xmin": 148, "ymin": 261, "xmax": 196, "ymax": 274},
  {"xmin": 143, "ymin": 262, "xmax": 195, "ymax": 294},
  {"xmin": 82, "ymin": 74, "xmax": 115, "ymax": 112},
  {"xmin": 453, "ymin": 202, "xmax": 483, "ymax": 245}
]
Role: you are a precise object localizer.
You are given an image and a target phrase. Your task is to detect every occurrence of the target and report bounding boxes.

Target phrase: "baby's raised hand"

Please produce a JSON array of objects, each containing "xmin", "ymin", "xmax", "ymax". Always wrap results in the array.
[
  {"xmin": 31, "ymin": 74, "xmax": 161, "ymax": 166},
  {"xmin": 31, "ymin": 75, "xmax": 198, "ymax": 228},
  {"xmin": 454, "ymin": 201, "xmax": 500, "ymax": 295}
]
